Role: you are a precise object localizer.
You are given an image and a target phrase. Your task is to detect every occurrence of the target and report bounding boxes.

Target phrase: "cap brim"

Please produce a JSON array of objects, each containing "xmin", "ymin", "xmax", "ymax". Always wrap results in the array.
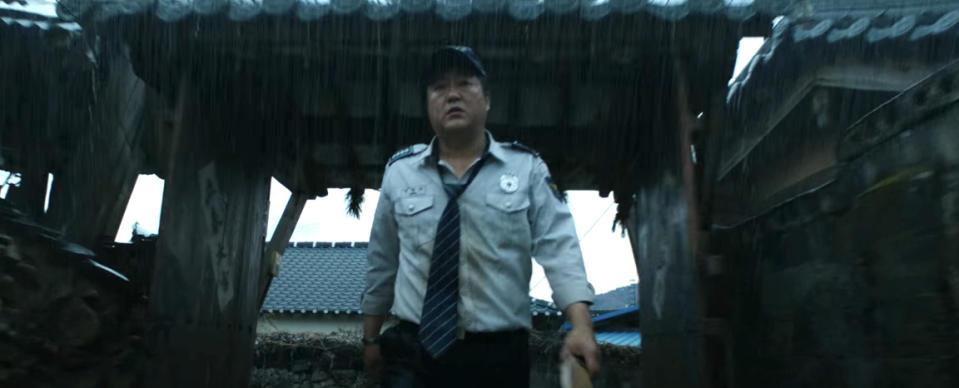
[{"xmin": 426, "ymin": 48, "xmax": 487, "ymax": 80}]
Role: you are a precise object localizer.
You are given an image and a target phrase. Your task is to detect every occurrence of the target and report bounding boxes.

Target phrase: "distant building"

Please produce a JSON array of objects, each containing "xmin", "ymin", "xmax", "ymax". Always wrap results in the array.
[
  {"xmin": 591, "ymin": 283, "xmax": 639, "ymax": 313},
  {"xmin": 258, "ymin": 242, "xmax": 370, "ymax": 334},
  {"xmin": 258, "ymin": 242, "xmax": 565, "ymax": 334},
  {"xmin": 561, "ymin": 284, "xmax": 641, "ymax": 348}
]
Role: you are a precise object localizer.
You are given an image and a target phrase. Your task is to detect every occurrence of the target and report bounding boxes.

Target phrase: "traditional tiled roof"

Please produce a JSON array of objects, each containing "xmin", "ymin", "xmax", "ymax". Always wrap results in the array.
[
  {"xmin": 729, "ymin": 11, "xmax": 959, "ymax": 106},
  {"xmin": 531, "ymin": 297, "xmax": 562, "ymax": 317},
  {"xmin": 54, "ymin": 0, "xmax": 909, "ymax": 24},
  {"xmin": 722, "ymin": 10, "xmax": 959, "ymax": 179},
  {"xmin": 595, "ymin": 331, "xmax": 641, "ymax": 347},
  {"xmin": 0, "ymin": 3, "xmax": 80, "ymax": 31},
  {"xmin": 560, "ymin": 304, "xmax": 639, "ymax": 331},
  {"xmin": 261, "ymin": 241, "xmax": 567, "ymax": 316},
  {"xmin": 592, "ymin": 283, "xmax": 637, "ymax": 312},
  {"xmin": 261, "ymin": 242, "xmax": 369, "ymax": 314}
]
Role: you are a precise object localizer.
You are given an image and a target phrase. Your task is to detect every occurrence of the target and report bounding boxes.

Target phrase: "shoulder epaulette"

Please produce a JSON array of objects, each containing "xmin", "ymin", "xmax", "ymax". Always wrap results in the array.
[
  {"xmin": 506, "ymin": 141, "xmax": 540, "ymax": 157},
  {"xmin": 387, "ymin": 144, "xmax": 427, "ymax": 166}
]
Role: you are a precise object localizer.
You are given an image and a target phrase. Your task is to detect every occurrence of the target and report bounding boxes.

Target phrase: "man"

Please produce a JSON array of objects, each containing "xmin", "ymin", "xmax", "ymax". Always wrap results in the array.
[{"xmin": 361, "ymin": 46, "xmax": 600, "ymax": 387}]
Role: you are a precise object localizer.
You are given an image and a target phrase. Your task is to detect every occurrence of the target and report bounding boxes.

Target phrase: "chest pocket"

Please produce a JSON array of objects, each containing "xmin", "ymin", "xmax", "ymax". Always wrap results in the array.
[
  {"xmin": 484, "ymin": 192, "xmax": 531, "ymax": 243},
  {"xmin": 484, "ymin": 192, "xmax": 530, "ymax": 213},
  {"xmin": 394, "ymin": 196, "xmax": 435, "ymax": 250},
  {"xmin": 395, "ymin": 196, "xmax": 434, "ymax": 217}
]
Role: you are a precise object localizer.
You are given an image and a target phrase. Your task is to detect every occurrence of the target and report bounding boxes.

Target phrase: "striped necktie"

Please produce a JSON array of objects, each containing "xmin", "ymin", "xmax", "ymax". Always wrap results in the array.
[{"xmin": 419, "ymin": 155, "xmax": 488, "ymax": 358}]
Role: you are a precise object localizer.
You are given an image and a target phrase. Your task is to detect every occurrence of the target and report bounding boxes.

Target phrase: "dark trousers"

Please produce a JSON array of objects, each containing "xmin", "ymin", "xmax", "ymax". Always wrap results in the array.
[{"xmin": 380, "ymin": 321, "xmax": 530, "ymax": 388}]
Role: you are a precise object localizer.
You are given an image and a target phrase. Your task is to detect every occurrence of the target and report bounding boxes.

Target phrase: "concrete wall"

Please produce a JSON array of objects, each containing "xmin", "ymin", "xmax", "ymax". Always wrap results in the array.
[{"xmin": 257, "ymin": 314, "xmax": 364, "ymax": 335}]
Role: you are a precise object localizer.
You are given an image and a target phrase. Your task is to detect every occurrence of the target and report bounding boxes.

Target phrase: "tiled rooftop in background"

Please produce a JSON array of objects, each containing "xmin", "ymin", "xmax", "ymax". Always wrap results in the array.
[
  {"xmin": 595, "ymin": 331, "xmax": 641, "ymax": 348},
  {"xmin": 261, "ymin": 242, "xmax": 563, "ymax": 316},
  {"xmin": 261, "ymin": 242, "xmax": 368, "ymax": 314}
]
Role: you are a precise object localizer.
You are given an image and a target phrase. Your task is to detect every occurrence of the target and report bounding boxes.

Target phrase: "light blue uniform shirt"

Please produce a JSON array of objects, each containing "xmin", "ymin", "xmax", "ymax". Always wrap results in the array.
[{"xmin": 361, "ymin": 132, "xmax": 595, "ymax": 332}]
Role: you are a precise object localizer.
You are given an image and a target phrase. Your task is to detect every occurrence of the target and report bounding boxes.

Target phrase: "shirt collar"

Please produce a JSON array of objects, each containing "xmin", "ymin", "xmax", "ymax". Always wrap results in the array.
[{"xmin": 417, "ymin": 131, "xmax": 505, "ymax": 167}]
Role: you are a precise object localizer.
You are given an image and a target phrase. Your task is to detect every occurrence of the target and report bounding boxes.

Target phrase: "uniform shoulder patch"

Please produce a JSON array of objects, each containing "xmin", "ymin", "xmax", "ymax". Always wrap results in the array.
[
  {"xmin": 505, "ymin": 141, "xmax": 540, "ymax": 157},
  {"xmin": 545, "ymin": 176, "xmax": 566, "ymax": 203},
  {"xmin": 387, "ymin": 144, "xmax": 427, "ymax": 166}
]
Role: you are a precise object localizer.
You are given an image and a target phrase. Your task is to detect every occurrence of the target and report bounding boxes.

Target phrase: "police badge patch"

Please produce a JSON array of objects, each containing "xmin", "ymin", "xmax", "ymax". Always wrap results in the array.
[
  {"xmin": 500, "ymin": 173, "xmax": 519, "ymax": 193},
  {"xmin": 545, "ymin": 176, "xmax": 565, "ymax": 202}
]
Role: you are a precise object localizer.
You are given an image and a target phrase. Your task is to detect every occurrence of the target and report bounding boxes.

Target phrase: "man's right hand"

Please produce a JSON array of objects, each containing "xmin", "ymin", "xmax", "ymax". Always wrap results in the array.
[
  {"xmin": 364, "ymin": 343, "xmax": 384, "ymax": 380},
  {"xmin": 362, "ymin": 315, "xmax": 387, "ymax": 380}
]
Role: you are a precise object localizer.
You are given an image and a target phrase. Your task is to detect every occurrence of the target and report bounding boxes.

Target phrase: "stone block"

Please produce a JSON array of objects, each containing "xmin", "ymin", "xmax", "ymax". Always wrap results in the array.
[
  {"xmin": 292, "ymin": 360, "xmax": 311, "ymax": 373},
  {"xmin": 331, "ymin": 369, "xmax": 357, "ymax": 382},
  {"xmin": 311, "ymin": 369, "xmax": 330, "ymax": 382}
]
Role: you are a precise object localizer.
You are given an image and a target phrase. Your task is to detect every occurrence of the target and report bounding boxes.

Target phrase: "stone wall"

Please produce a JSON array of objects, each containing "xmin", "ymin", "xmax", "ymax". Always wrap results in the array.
[
  {"xmin": 714, "ymin": 65, "xmax": 959, "ymax": 387},
  {"xmin": 251, "ymin": 332, "xmax": 372, "ymax": 388},
  {"xmin": 0, "ymin": 201, "xmax": 148, "ymax": 388},
  {"xmin": 256, "ymin": 314, "xmax": 365, "ymax": 335},
  {"xmin": 530, "ymin": 330, "xmax": 642, "ymax": 388},
  {"xmin": 251, "ymin": 331, "xmax": 641, "ymax": 388}
]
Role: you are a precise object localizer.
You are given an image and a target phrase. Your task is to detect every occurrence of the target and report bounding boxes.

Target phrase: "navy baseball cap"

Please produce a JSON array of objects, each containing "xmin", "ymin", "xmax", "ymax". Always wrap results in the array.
[{"xmin": 424, "ymin": 45, "xmax": 487, "ymax": 85}]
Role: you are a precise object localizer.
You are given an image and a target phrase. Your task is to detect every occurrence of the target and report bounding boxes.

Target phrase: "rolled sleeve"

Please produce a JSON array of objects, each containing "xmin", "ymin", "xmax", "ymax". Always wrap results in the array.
[
  {"xmin": 361, "ymin": 170, "xmax": 400, "ymax": 315},
  {"xmin": 527, "ymin": 159, "xmax": 595, "ymax": 310}
]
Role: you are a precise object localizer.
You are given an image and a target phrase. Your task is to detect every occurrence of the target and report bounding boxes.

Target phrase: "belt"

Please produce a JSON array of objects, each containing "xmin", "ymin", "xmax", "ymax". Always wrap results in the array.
[{"xmin": 397, "ymin": 320, "xmax": 527, "ymax": 341}]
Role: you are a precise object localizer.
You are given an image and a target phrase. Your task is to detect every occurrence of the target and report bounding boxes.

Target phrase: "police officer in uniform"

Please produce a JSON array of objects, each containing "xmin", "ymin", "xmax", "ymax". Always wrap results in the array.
[{"xmin": 361, "ymin": 46, "xmax": 600, "ymax": 387}]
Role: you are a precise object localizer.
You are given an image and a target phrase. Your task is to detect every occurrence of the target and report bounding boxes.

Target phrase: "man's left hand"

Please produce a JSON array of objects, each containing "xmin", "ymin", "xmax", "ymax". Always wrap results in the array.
[{"xmin": 560, "ymin": 326, "xmax": 600, "ymax": 379}]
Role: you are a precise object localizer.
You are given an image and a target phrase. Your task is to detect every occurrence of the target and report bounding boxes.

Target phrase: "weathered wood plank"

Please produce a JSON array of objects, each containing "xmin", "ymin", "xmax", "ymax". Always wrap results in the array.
[
  {"xmin": 44, "ymin": 46, "xmax": 146, "ymax": 246},
  {"xmin": 629, "ymin": 175, "xmax": 702, "ymax": 388}
]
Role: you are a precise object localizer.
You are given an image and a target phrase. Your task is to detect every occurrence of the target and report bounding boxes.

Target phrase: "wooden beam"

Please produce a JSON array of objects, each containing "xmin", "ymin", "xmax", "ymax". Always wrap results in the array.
[
  {"xmin": 44, "ymin": 45, "xmax": 146, "ymax": 247},
  {"xmin": 258, "ymin": 191, "xmax": 309, "ymax": 306},
  {"xmin": 719, "ymin": 59, "xmax": 946, "ymax": 181},
  {"xmin": 266, "ymin": 191, "xmax": 308, "ymax": 257}
]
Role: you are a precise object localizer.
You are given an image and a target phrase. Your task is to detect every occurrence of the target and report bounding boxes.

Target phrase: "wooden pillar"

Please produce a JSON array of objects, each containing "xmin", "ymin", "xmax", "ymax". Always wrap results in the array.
[
  {"xmin": 628, "ymin": 172, "xmax": 702, "ymax": 388},
  {"xmin": 693, "ymin": 25, "xmax": 741, "ymax": 388},
  {"xmin": 626, "ymin": 54, "xmax": 707, "ymax": 388},
  {"xmin": 624, "ymin": 209, "xmax": 643, "ymax": 321},
  {"xmin": 145, "ymin": 74, "xmax": 270, "ymax": 387}
]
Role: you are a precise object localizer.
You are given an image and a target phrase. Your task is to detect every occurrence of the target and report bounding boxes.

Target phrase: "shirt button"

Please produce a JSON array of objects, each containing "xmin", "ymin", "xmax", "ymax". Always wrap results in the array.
[
  {"xmin": 408, "ymin": 204, "xmax": 415, "ymax": 213},
  {"xmin": 505, "ymin": 201, "xmax": 512, "ymax": 209}
]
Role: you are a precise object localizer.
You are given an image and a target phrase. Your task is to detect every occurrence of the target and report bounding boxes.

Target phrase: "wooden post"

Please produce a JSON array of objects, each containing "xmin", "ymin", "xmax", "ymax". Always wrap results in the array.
[
  {"xmin": 626, "ymin": 54, "xmax": 706, "ymax": 388},
  {"xmin": 145, "ymin": 74, "xmax": 270, "ymax": 387},
  {"xmin": 624, "ymin": 210, "xmax": 643, "ymax": 322},
  {"xmin": 259, "ymin": 191, "xmax": 308, "ymax": 306},
  {"xmin": 628, "ymin": 173, "xmax": 702, "ymax": 388}
]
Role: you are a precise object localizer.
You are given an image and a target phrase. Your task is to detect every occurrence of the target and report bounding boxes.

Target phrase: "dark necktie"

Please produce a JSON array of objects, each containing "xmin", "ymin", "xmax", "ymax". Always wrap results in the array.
[{"xmin": 419, "ymin": 155, "xmax": 488, "ymax": 358}]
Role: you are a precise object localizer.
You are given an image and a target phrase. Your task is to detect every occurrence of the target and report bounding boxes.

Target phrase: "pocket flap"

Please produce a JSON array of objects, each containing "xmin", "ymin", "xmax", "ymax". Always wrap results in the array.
[
  {"xmin": 395, "ymin": 196, "xmax": 434, "ymax": 216},
  {"xmin": 485, "ymin": 192, "xmax": 530, "ymax": 213}
]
